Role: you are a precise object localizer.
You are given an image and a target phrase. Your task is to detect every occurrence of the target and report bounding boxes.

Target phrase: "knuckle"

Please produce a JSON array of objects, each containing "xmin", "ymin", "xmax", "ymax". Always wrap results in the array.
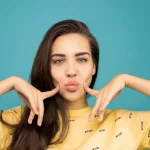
[
  {"xmin": 38, "ymin": 115, "xmax": 43, "ymax": 119},
  {"xmin": 91, "ymin": 110, "xmax": 97, "ymax": 116},
  {"xmin": 93, "ymin": 105, "xmax": 99, "ymax": 111},
  {"xmin": 38, "ymin": 111, "xmax": 44, "ymax": 118},
  {"xmin": 29, "ymin": 115, "xmax": 34, "ymax": 120}
]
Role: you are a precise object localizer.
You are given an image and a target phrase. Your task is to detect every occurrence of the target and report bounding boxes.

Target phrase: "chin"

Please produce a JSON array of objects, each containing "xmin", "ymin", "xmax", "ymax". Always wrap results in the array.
[{"xmin": 59, "ymin": 91, "xmax": 85, "ymax": 102}]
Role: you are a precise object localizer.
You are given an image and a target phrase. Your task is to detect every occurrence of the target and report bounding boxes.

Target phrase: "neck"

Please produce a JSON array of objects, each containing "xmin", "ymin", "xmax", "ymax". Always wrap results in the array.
[{"xmin": 61, "ymin": 94, "xmax": 89, "ymax": 110}]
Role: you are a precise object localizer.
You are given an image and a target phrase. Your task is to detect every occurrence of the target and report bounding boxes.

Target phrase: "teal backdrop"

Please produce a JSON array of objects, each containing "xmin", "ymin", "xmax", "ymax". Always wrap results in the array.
[{"xmin": 0, "ymin": 0, "xmax": 150, "ymax": 111}]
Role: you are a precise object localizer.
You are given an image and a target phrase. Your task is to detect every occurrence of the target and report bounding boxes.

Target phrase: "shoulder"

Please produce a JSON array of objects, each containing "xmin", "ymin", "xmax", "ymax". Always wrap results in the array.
[
  {"xmin": 0, "ymin": 106, "xmax": 25, "ymax": 149},
  {"xmin": 104, "ymin": 109, "xmax": 150, "ymax": 148},
  {"xmin": 105, "ymin": 108, "xmax": 150, "ymax": 116},
  {"xmin": 0, "ymin": 105, "xmax": 25, "ymax": 124},
  {"xmin": 114, "ymin": 108, "xmax": 150, "ymax": 120},
  {"xmin": 104, "ymin": 108, "xmax": 150, "ymax": 124}
]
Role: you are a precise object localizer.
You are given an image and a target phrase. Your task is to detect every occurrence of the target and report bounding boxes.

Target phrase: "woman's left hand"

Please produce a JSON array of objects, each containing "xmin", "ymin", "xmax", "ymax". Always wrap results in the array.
[{"xmin": 84, "ymin": 74, "xmax": 126, "ymax": 122}]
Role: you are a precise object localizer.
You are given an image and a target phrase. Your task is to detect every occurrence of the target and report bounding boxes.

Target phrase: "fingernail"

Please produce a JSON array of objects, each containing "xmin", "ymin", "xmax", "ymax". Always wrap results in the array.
[
  {"xmin": 99, "ymin": 115, "xmax": 103, "ymax": 122},
  {"xmin": 37, "ymin": 119, "xmax": 41, "ymax": 126},
  {"xmin": 28, "ymin": 119, "xmax": 32, "ymax": 124},
  {"xmin": 89, "ymin": 116, "xmax": 93, "ymax": 122},
  {"xmin": 99, "ymin": 117, "xmax": 102, "ymax": 122},
  {"xmin": 98, "ymin": 115, "xmax": 102, "ymax": 121},
  {"xmin": 28, "ymin": 120, "xmax": 31, "ymax": 124},
  {"xmin": 88, "ymin": 117, "xmax": 92, "ymax": 122}
]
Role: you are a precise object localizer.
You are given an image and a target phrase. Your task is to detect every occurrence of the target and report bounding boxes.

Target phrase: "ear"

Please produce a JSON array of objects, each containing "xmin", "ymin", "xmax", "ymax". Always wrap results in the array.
[{"xmin": 92, "ymin": 64, "xmax": 96, "ymax": 75}]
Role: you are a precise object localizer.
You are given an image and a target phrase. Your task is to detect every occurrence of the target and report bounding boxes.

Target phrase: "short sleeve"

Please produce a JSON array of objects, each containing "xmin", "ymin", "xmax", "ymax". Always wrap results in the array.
[
  {"xmin": 138, "ymin": 112, "xmax": 150, "ymax": 148},
  {"xmin": 115, "ymin": 109, "xmax": 150, "ymax": 149},
  {"xmin": 0, "ymin": 106, "xmax": 25, "ymax": 149}
]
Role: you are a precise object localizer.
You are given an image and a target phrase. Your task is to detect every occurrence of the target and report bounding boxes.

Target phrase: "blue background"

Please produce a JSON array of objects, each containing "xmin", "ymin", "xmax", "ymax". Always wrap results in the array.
[{"xmin": 0, "ymin": 0, "xmax": 150, "ymax": 111}]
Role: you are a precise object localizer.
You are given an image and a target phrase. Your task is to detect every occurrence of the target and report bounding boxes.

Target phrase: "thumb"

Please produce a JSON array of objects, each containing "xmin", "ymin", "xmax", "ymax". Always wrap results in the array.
[
  {"xmin": 42, "ymin": 84, "xmax": 59, "ymax": 99},
  {"xmin": 84, "ymin": 83, "xmax": 98, "ymax": 97}
]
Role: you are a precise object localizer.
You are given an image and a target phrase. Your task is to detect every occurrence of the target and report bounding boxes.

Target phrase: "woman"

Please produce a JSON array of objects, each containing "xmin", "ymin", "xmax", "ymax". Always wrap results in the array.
[{"xmin": 0, "ymin": 19, "xmax": 150, "ymax": 150}]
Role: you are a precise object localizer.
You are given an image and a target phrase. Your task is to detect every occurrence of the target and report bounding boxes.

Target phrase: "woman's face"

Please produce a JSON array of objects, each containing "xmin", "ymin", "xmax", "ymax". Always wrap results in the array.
[{"xmin": 51, "ymin": 33, "xmax": 96, "ymax": 103}]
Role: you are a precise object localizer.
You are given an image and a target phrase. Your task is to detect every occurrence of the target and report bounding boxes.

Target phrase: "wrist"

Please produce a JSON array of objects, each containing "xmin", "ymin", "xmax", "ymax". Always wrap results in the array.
[
  {"xmin": 119, "ymin": 74, "xmax": 130, "ymax": 87},
  {"xmin": 10, "ymin": 76, "xmax": 18, "ymax": 90},
  {"xmin": 115, "ymin": 74, "xmax": 128, "ymax": 88}
]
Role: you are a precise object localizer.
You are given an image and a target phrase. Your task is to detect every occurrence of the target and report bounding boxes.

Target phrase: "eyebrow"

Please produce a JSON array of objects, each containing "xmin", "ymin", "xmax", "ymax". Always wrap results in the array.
[{"xmin": 51, "ymin": 52, "xmax": 90, "ymax": 58}]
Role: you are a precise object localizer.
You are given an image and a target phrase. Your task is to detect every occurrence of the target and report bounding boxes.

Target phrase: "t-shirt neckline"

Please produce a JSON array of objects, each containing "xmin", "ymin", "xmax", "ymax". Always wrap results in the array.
[{"xmin": 67, "ymin": 106, "xmax": 92, "ymax": 117}]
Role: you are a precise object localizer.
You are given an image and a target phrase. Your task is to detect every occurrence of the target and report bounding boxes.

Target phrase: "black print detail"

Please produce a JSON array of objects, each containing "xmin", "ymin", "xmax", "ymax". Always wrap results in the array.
[
  {"xmin": 115, "ymin": 117, "xmax": 121, "ymax": 122},
  {"xmin": 68, "ymin": 119, "xmax": 75, "ymax": 122},
  {"xmin": 141, "ymin": 121, "xmax": 143, "ymax": 130},
  {"xmin": 129, "ymin": 112, "xmax": 132, "ymax": 118},
  {"xmin": 148, "ymin": 130, "xmax": 150, "ymax": 137},
  {"xmin": 12, "ymin": 109, "xmax": 17, "ymax": 113},
  {"xmin": 116, "ymin": 132, "xmax": 122, "ymax": 138},
  {"xmin": 48, "ymin": 145, "xmax": 56, "ymax": 148},
  {"xmin": 92, "ymin": 147, "xmax": 99, "ymax": 150},
  {"xmin": 95, "ymin": 114, "xmax": 99, "ymax": 117},
  {"xmin": 85, "ymin": 129, "xmax": 93, "ymax": 133},
  {"xmin": 99, "ymin": 129, "xmax": 105, "ymax": 132}
]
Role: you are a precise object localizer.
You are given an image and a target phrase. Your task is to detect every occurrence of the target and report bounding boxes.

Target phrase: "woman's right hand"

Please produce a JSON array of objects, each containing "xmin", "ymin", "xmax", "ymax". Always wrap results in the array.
[{"xmin": 13, "ymin": 76, "xmax": 59, "ymax": 126}]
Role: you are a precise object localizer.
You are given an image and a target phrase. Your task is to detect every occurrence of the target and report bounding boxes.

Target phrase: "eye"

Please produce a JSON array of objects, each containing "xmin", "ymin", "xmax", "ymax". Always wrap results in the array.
[
  {"xmin": 53, "ymin": 59, "xmax": 65, "ymax": 64},
  {"xmin": 77, "ymin": 58, "xmax": 87, "ymax": 63}
]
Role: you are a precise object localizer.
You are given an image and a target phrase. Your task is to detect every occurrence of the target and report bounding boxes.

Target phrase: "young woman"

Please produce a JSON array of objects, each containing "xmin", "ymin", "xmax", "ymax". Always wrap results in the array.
[{"xmin": 0, "ymin": 19, "xmax": 150, "ymax": 150}]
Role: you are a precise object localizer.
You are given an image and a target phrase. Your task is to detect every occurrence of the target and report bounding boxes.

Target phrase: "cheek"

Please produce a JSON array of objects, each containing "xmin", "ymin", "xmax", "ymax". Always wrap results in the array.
[
  {"xmin": 82, "ymin": 68, "xmax": 94, "ymax": 87},
  {"xmin": 51, "ymin": 68, "xmax": 61, "ymax": 87},
  {"xmin": 84, "ymin": 75, "xmax": 93, "ymax": 87}
]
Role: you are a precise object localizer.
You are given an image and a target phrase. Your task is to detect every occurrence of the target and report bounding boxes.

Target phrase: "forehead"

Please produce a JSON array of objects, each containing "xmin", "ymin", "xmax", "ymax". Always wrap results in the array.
[{"xmin": 51, "ymin": 33, "xmax": 91, "ymax": 55}]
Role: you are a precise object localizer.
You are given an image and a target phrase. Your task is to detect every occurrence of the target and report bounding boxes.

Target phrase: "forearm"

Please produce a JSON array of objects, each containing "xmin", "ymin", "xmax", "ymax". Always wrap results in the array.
[
  {"xmin": 123, "ymin": 74, "xmax": 150, "ymax": 96},
  {"xmin": 0, "ymin": 76, "xmax": 16, "ymax": 96}
]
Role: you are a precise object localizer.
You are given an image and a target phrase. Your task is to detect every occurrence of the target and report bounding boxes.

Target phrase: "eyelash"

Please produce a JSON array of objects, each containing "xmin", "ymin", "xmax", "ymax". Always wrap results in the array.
[{"xmin": 52, "ymin": 58, "xmax": 87, "ymax": 64}]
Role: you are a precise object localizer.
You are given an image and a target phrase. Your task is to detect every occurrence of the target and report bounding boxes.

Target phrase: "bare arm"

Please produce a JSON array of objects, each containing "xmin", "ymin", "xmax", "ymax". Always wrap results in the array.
[
  {"xmin": 0, "ymin": 76, "xmax": 15, "ymax": 96},
  {"xmin": 124, "ymin": 74, "xmax": 150, "ymax": 96},
  {"xmin": 0, "ymin": 76, "xmax": 60, "ymax": 126}
]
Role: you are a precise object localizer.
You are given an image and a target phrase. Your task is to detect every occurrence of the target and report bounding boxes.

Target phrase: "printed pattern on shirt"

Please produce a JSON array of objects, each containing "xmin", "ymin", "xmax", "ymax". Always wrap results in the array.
[{"xmin": 1, "ymin": 107, "xmax": 150, "ymax": 150}]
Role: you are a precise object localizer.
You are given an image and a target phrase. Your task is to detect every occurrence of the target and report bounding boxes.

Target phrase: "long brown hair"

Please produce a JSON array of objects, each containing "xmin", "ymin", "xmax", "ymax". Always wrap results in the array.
[{"xmin": 0, "ymin": 19, "xmax": 99, "ymax": 150}]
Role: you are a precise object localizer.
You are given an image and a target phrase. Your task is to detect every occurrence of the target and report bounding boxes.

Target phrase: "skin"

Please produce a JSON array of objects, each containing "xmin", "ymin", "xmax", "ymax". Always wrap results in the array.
[
  {"xmin": 84, "ymin": 74, "xmax": 150, "ymax": 122},
  {"xmin": 0, "ymin": 76, "xmax": 60, "ymax": 126},
  {"xmin": 51, "ymin": 33, "xmax": 96, "ymax": 110},
  {"xmin": 1, "ymin": 34, "xmax": 150, "ymax": 126}
]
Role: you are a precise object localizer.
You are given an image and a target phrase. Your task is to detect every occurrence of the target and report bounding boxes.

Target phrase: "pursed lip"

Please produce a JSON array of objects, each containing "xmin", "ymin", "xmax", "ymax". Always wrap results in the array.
[
  {"xmin": 66, "ymin": 81, "xmax": 79, "ymax": 86},
  {"xmin": 66, "ymin": 81, "xmax": 79, "ymax": 91}
]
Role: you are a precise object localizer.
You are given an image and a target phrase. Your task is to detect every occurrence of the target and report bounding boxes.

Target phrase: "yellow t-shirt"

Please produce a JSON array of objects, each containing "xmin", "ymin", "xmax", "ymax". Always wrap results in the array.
[{"xmin": 0, "ymin": 106, "xmax": 150, "ymax": 150}]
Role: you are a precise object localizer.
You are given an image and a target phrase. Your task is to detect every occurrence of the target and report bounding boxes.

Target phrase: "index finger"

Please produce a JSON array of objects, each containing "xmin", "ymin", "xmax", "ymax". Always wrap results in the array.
[
  {"xmin": 42, "ymin": 84, "xmax": 59, "ymax": 99},
  {"xmin": 83, "ymin": 83, "xmax": 98, "ymax": 97}
]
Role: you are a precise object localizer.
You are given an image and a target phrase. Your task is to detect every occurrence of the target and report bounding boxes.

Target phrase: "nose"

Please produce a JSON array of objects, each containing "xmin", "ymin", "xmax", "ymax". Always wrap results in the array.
[
  {"xmin": 66, "ymin": 62, "xmax": 77, "ymax": 78},
  {"xmin": 67, "ymin": 72, "xmax": 77, "ymax": 78}
]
